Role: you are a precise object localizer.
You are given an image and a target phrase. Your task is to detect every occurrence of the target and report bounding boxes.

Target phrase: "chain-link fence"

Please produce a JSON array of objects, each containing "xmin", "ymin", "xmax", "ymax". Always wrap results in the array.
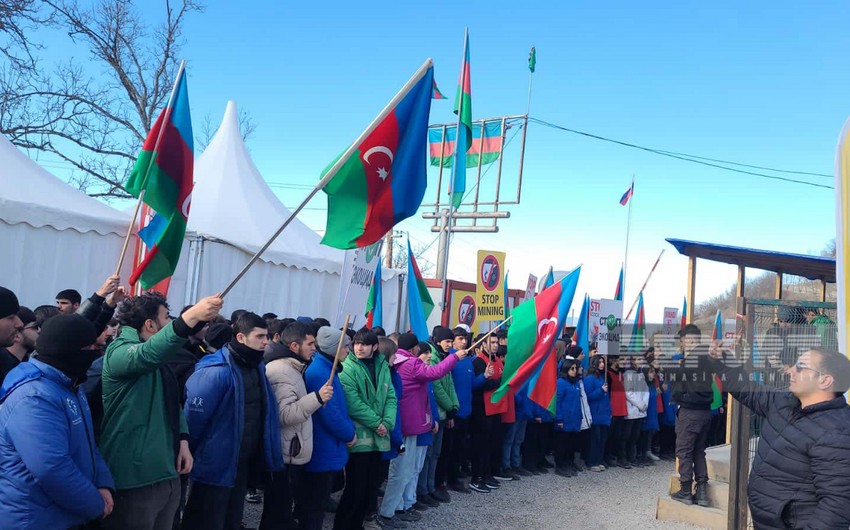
[{"xmin": 728, "ymin": 298, "xmax": 838, "ymax": 529}]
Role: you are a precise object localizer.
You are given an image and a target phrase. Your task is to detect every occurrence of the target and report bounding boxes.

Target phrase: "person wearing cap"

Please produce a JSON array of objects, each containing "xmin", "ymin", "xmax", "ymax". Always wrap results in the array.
[
  {"xmin": 260, "ymin": 321, "xmax": 333, "ymax": 529},
  {"xmin": 0, "ymin": 286, "xmax": 23, "ymax": 352},
  {"xmin": 423, "ymin": 325, "xmax": 460, "ymax": 502},
  {"xmin": 100, "ymin": 292, "xmax": 223, "ymax": 530},
  {"xmin": 303, "ymin": 326, "xmax": 356, "ymax": 530},
  {"xmin": 335, "ymin": 328, "xmax": 397, "ymax": 530},
  {"xmin": 182, "ymin": 312, "xmax": 284, "ymax": 530},
  {"xmin": 379, "ymin": 333, "xmax": 467, "ymax": 526},
  {"xmin": 0, "ymin": 306, "xmax": 36, "ymax": 384},
  {"xmin": 0, "ymin": 314, "xmax": 115, "ymax": 529}
]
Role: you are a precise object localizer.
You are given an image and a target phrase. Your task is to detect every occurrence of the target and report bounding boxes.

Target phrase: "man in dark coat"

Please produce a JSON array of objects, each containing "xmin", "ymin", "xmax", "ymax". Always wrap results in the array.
[{"xmin": 710, "ymin": 346, "xmax": 850, "ymax": 529}]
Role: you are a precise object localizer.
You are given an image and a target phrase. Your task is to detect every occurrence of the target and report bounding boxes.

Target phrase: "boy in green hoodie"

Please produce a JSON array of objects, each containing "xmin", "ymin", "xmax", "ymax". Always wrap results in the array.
[{"xmin": 336, "ymin": 328, "xmax": 398, "ymax": 530}]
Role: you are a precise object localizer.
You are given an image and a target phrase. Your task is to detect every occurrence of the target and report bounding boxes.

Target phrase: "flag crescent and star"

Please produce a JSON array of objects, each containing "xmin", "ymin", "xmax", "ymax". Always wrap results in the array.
[{"xmin": 363, "ymin": 146, "xmax": 394, "ymax": 182}]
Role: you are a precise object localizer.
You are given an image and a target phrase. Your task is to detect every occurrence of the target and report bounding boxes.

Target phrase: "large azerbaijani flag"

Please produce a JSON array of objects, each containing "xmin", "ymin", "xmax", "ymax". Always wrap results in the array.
[
  {"xmin": 407, "ymin": 240, "xmax": 435, "ymax": 340},
  {"xmin": 321, "ymin": 65, "xmax": 434, "ymax": 249},
  {"xmin": 835, "ymin": 117, "xmax": 850, "ymax": 360},
  {"xmin": 428, "ymin": 122, "xmax": 501, "ymax": 168},
  {"xmin": 629, "ymin": 291, "xmax": 646, "ymax": 353},
  {"xmin": 449, "ymin": 31, "xmax": 472, "ymax": 209},
  {"xmin": 492, "ymin": 267, "xmax": 581, "ymax": 413},
  {"xmin": 127, "ymin": 67, "xmax": 193, "ymax": 289},
  {"xmin": 365, "ymin": 261, "xmax": 383, "ymax": 328}
]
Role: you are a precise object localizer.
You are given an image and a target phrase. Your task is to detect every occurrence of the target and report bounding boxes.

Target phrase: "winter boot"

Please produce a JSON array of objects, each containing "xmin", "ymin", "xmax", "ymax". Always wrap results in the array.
[
  {"xmin": 670, "ymin": 481, "xmax": 693, "ymax": 505},
  {"xmin": 694, "ymin": 482, "xmax": 710, "ymax": 507}
]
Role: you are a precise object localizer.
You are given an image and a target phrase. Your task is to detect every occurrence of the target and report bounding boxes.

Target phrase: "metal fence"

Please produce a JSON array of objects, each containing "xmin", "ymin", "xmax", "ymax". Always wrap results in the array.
[{"xmin": 728, "ymin": 298, "xmax": 838, "ymax": 529}]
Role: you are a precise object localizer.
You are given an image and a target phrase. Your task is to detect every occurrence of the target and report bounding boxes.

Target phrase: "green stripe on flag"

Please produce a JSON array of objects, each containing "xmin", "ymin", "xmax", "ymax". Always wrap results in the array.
[
  {"xmin": 320, "ymin": 152, "xmax": 368, "ymax": 249},
  {"xmin": 126, "ymin": 151, "xmax": 180, "ymax": 219}
]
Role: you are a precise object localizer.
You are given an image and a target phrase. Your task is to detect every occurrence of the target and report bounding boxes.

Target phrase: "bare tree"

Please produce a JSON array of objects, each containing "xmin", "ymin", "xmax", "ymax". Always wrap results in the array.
[
  {"xmin": 390, "ymin": 237, "xmax": 436, "ymax": 277},
  {"xmin": 0, "ymin": 0, "xmax": 48, "ymax": 70},
  {"xmin": 195, "ymin": 107, "xmax": 257, "ymax": 153},
  {"xmin": 0, "ymin": 0, "xmax": 202, "ymax": 198}
]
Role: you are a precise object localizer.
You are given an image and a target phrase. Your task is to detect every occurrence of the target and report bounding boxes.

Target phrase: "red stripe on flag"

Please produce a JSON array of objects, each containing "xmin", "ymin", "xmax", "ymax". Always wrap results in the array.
[
  {"xmin": 460, "ymin": 61, "xmax": 471, "ymax": 95},
  {"xmin": 355, "ymin": 112, "xmax": 400, "ymax": 247},
  {"xmin": 130, "ymin": 244, "xmax": 160, "ymax": 286},
  {"xmin": 155, "ymin": 120, "xmax": 194, "ymax": 219}
]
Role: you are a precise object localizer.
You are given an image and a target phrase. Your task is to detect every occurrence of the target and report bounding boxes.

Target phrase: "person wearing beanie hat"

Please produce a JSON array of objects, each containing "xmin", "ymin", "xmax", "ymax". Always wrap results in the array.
[
  {"xmin": 0, "ymin": 286, "xmax": 22, "ymax": 349},
  {"xmin": 378, "ymin": 333, "xmax": 467, "ymax": 524},
  {"xmin": 303, "ymin": 326, "xmax": 356, "ymax": 530},
  {"xmin": 0, "ymin": 313, "xmax": 116, "ymax": 529},
  {"xmin": 99, "ymin": 292, "xmax": 222, "ymax": 530},
  {"xmin": 397, "ymin": 332, "xmax": 419, "ymax": 353},
  {"xmin": 421, "ymin": 325, "xmax": 461, "ymax": 503}
]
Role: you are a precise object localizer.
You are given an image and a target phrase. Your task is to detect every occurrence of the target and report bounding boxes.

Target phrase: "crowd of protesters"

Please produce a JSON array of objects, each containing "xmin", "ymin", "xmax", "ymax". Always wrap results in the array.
[{"xmin": 1, "ymin": 276, "xmax": 849, "ymax": 530}]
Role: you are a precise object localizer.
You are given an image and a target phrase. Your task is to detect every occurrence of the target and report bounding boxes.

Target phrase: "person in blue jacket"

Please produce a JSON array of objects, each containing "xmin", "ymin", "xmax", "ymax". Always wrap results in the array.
[
  {"xmin": 303, "ymin": 327, "xmax": 357, "ymax": 530},
  {"xmin": 182, "ymin": 313, "xmax": 284, "ymax": 530},
  {"xmin": 444, "ymin": 326, "xmax": 476, "ymax": 493},
  {"xmin": 522, "ymin": 387, "xmax": 554, "ymax": 474},
  {"xmin": 0, "ymin": 314, "xmax": 115, "ymax": 530},
  {"xmin": 554, "ymin": 359, "xmax": 583, "ymax": 477},
  {"xmin": 584, "ymin": 355, "xmax": 612, "ymax": 471}
]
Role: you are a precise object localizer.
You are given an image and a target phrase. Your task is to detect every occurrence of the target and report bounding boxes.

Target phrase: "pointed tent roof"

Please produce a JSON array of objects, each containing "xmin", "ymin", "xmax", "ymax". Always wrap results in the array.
[
  {"xmin": 0, "ymin": 133, "xmax": 130, "ymax": 236},
  {"xmin": 190, "ymin": 101, "xmax": 343, "ymax": 274}
]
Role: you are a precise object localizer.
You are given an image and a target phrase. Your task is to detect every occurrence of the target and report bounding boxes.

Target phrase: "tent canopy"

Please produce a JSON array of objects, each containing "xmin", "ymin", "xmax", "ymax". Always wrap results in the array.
[
  {"xmin": 0, "ymin": 134, "xmax": 130, "ymax": 236},
  {"xmin": 189, "ymin": 101, "xmax": 343, "ymax": 274}
]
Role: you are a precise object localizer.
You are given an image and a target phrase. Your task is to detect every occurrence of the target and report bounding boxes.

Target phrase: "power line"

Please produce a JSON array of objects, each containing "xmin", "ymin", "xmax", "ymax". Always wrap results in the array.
[{"xmin": 528, "ymin": 118, "xmax": 834, "ymax": 190}]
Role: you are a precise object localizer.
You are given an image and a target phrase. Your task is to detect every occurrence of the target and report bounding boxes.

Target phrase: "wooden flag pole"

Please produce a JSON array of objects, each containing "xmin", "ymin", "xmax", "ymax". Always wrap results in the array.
[
  {"xmin": 114, "ymin": 60, "xmax": 187, "ymax": 277},
  {"xmin": 220, "ymin": 58, "xmax": 434, "ymax": 298},
  {"xmin": 624, "ymin": 249, "xmax": 666, "ymax": 320},
  {"xmin": 327, "ymin": 314, "xmax": 351, "ymax": 387},
  {"xmin": 468, "ymin": 315, "xmax": 513, "ymax": 352}
]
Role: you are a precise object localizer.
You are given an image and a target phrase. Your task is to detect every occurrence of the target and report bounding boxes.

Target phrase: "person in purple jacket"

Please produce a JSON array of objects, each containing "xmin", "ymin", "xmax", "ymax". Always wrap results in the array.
[{"xmin": 377, "ymin": 334, "xmax": 467, "ymax": 528}]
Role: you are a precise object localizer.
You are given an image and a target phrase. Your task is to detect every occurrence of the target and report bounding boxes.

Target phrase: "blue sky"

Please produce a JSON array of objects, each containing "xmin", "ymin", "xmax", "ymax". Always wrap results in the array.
[{"xmin": 27, "ymin": 1, "xmax": 850, "ymax": 320}]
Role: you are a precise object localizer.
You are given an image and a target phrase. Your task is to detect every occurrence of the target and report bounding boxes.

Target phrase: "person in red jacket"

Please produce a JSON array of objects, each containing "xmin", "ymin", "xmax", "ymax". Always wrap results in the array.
[{"xmin": 605, "ymin": 356, "xmax": 630, "ymax": 468}]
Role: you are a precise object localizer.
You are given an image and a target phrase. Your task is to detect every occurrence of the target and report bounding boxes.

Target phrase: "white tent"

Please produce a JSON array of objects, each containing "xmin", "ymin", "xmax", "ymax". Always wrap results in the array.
[
  {"xmin": 0, "ymin": 133, "xmax": 133, "ymax": 306},
  {"xmin": 170, "ymin": 101, "xmax": 403, "ymax": 326}
]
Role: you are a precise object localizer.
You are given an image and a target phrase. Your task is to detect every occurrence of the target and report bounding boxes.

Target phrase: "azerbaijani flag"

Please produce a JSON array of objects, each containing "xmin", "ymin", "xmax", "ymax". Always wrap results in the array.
[
  {"xmin": 712, "ymin": 310, "xmax": 723, "ymax": 341},
  {"xmin": 449, "ymin": 31, "xmax": 472, "ymax": 209},
  {"xmin": 407, "ymin": 240, "xmax": 434, "ymax": 340},
  {"xmin": 321, "ymin": 64, "xmax": 434, "ymax": 249},
  {"xmin": 432, "ymin": 79, "xmax": 446, "ymax": 100},
  {"xmin": 619, "ymin": 179, "xmax": 634, "ymax": 206},
  {"xmin": 528, "ymin": 46, "xmax": 536, "ymax": 73},
  {"xmin": 681, "ymin": 296, "xmax": 688, "ymax": 330},
  {"xmin": 572, "ymin": 294, "xmax": 590, "ymax": 369},
  {"xmin": 127, "ymin": 67, "xmax": 193, "ymax": 289},
  {"xmin": 492, "ymin": 266, "xmax": 581, "ymax": 413},
  {"xmin": 540, "ymin": 266, "xmax": 554, "ymax": 293},
  {"xmin": 365, "ymin": 261, "xmax": 383, "ymax": 328},
  {"xmin": 614, "ymin": 265, "xmax": 624, "ymax": 301},
  {"xmin": 629, "ymin": 291, "xmax": 646, "ymax": 353},
  {"xmin": 428, "ymin": 122, "xmax": 501, "ymax": 168}
]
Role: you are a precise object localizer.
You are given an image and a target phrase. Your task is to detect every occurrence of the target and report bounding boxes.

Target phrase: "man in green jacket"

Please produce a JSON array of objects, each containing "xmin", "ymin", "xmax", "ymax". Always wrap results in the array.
[
  {"xmin": 100, "ymin": 292, "xmax": 222, "ymax": 530},
  {"xmin": 422, "ymin": 326, "xmax": 459, "ymax": 503},
  {"xmin": 336, "ymin": 328, "xmax": 397, "ymax": 530}
]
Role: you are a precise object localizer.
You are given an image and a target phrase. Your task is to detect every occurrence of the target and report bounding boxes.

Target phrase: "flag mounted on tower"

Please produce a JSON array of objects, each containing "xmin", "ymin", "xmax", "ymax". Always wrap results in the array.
[
  {"xmin": 407, "ymin": 240, "xmax": 435, "ymax": 341},
  {"xmin": 528, "ymin": 46, "xmax": 536, "ymax": 73},
  {"xmin": 681, "ymin": 296, "xmax": 688, "ymax": 330},
  {"xmin": 619, "ymin": 179, "xmax": 634, "ymax": 206},
  {"xmin": 492, "ymin": 267, "xmax": 581, "ymax": 413},
  {"xmin": 449, "ymin": 30, "xmax": 472, "ymax": 209},
  {"xmin": 127, "ymin": 63, "xmax": 193, "ymax": 290},
  {"xmin": 321, "ymin": 62, "xmax": 435, "ymax": 249}
]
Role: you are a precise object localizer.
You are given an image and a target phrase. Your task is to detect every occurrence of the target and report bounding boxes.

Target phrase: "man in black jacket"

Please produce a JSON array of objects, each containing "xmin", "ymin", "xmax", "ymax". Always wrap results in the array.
[
  {"xmin": 668, "ymin": 324, "xmax": 715, "ymax": 506},
  {"xmin": 709, "ymin": 346, "xmax": 850, "ymax": 529}
]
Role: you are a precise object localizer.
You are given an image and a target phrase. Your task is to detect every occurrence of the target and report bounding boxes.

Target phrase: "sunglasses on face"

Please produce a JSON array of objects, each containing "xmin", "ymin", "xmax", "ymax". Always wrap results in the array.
[{"xmin": 794, "ymin": 361, "xmax": 826, "ymax": 377}]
